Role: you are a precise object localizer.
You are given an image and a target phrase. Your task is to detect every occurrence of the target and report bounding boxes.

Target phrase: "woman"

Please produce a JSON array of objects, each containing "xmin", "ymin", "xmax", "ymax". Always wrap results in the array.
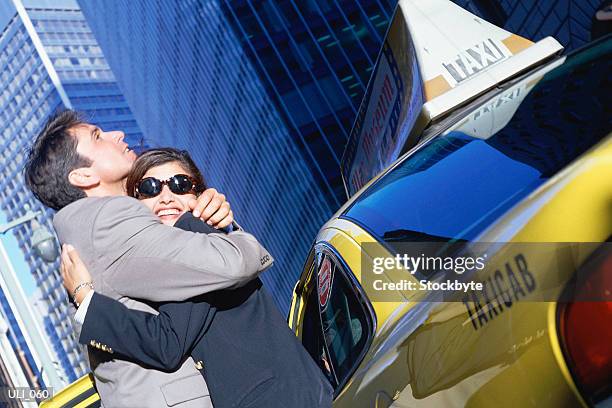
[
  {"xmin": 124, "ymin": 148, "xmax": 226, "ymax": 227},
  {"xmin": 62, "ymin": 148, "xmax": 332, "ymax": 408}
]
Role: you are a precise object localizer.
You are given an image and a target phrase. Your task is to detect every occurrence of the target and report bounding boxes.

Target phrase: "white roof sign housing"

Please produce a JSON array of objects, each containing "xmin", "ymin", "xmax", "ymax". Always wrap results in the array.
[{"xmin": 342, "ymin": 0, "xmax": 563, "ymax": 197}]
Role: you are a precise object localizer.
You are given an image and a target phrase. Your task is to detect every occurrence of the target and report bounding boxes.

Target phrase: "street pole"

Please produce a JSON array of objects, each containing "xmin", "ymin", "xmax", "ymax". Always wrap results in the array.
[
  {"xmin": 0, "ymin": 213, "xmax": 65, "ymax": 392},
  {"xmin": 0, "ymin": 211, "xmax": 41, "ymax": 235}
]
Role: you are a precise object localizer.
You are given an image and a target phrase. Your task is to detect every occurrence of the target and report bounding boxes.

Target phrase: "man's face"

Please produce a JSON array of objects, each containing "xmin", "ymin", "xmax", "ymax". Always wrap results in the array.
[{"xmin": 71, "ymin": 123, "xmax": 137, "ymax": 186}]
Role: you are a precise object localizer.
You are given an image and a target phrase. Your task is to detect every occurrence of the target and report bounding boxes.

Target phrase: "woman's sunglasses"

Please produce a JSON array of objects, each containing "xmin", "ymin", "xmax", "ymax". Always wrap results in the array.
[{"xmin": 136, "ymin": 174, "xmax": 198, "ymax": 198}]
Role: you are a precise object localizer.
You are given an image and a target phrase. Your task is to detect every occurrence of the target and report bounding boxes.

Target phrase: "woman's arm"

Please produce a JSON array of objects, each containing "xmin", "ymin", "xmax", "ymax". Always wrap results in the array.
[
  {"xmin": 62, "ymin": 244, "xmax": 212, "ymax": 371},
  {"xmin": 79, "ymin": 292, "xmax": 211, "ymax": 371}
]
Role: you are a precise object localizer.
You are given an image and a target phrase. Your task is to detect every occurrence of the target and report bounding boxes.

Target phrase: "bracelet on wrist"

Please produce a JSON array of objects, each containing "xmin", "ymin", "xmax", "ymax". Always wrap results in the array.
[{"xmin": 72, "ymin": 281, "xmax": 94, "ymax": 306}]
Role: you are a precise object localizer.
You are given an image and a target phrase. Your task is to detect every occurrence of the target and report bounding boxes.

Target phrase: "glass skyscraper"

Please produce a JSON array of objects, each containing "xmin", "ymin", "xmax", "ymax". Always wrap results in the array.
[
  {"xmin": 220, "ymin": 1, "xmax": 397, "ymax": 204},
  {"xmin": 451, "ymin": 0, "xmax": 604, "ymax": 51},
  {"xmin": 0, "ymin": 0, "xmax": 143, "ymax": 384},
  {"xmin": 28, "ymin": 3, "xmax": 143, "ymax": 144},
  {"xmin": 77, "ymin": 0, "xmax": 397, "ymax": 313}
]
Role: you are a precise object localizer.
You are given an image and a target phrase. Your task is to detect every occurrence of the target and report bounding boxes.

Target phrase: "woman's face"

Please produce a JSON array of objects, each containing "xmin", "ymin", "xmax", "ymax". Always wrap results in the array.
[{"xmin": 138, "ymin": 162, "xmax": 197, "ymax": 226}]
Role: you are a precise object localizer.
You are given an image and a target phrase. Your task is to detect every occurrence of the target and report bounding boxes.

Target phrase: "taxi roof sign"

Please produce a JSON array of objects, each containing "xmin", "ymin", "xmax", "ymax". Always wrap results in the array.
[{"xmin": 341, "ymin": 0, "xmax": 564, "ymax": 198}]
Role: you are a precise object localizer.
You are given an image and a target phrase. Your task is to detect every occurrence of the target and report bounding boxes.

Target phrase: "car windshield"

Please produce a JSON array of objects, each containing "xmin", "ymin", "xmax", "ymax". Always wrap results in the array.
[{"xmin": 343, "ymin": 37, "xmax": 611, "ymax": 245}]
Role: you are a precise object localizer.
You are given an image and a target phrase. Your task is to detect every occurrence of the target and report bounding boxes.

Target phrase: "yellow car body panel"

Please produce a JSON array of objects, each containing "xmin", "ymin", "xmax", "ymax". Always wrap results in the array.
[
  {"xmin": 290, "ymin": 135, "xmax": 611, "ymax": 407},
  {"xmin": 39, "ymin": 374, "xmax": 99, "ymax": 408}
]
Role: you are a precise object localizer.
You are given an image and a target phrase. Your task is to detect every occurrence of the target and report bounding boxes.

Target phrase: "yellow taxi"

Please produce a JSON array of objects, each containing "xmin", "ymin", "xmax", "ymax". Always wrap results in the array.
[
  {"xmin": 39, "ymin": 374, "xmax": 99, "ymax": 407},
  {"xmin": 287, "ymin": 34, "xmax": 611, "ymax": 407}
]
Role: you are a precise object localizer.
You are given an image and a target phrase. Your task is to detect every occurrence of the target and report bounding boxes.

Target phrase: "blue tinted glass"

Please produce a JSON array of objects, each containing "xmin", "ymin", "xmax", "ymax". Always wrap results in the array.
[{"xmin": 345, "ymin": 133, "xmax": 542, "ymax": 241}]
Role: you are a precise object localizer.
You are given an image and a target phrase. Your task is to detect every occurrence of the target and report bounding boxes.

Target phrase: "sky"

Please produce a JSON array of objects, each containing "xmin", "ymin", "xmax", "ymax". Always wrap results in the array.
[
  {"xmin": 0, "ymin": 0, "xmax": 16, "ymax": 30},
  {"xmin": 0, "ymin": 212, "xmax": 37, "ymax": 296}
]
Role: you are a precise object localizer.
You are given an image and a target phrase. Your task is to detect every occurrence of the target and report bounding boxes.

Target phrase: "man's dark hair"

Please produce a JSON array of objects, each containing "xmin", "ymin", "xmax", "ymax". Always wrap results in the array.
[
  {"xmin": 125, "ymin": 148, "xmax": 207, "ymax": 198},
  {"xmin": 24, "ymin": 110, "xmax": 92, "ymax": 210}
]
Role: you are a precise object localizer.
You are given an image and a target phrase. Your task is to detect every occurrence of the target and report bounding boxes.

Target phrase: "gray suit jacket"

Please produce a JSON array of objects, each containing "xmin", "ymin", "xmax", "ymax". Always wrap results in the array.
[{"xmin": 53, "ymin": 196, "xmax": 273, "ymax": 408}]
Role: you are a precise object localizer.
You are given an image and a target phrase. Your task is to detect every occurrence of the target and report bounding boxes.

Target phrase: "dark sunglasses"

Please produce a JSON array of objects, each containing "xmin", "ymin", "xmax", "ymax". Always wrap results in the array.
[{"xmin": 136, "ymin": 174, "xmax": 199, "ymax": 199}]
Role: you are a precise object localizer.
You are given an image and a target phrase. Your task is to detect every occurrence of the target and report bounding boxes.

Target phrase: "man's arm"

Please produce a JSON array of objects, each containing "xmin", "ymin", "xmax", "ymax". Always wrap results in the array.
[
  {"xmin": 77, "ymin": 292, "xmax": 211, "ymax": 371},
  {"xmin": 93, "ymin": 197, "xmax": 273, "ymax": 302}
]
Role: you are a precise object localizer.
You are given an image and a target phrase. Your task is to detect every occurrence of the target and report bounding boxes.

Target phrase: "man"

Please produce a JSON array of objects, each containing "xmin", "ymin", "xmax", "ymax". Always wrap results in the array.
[{"xmin": 25, "ymin": 110, "xmax": 273, "ymax": 407}]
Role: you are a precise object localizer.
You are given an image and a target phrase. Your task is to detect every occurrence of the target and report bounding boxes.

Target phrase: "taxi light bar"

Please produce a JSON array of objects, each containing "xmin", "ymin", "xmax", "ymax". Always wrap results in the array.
[
  {"xmin": 341, "ymin": 0, "xmax": 563, "ymax": 198},
  {"xmin": 559, "ymin": 249, "xmax": 612, "ymax": 404}
]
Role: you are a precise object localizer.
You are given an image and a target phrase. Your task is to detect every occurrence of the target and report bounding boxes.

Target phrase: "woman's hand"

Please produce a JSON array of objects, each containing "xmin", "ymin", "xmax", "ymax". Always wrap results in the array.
[
  {"xmin": 60, "ymin": 244, "xmax": 93, "ymax": 305},
  {"xmin": 189, "ymin": 188, "xmax": 234, "ymax": 228}
]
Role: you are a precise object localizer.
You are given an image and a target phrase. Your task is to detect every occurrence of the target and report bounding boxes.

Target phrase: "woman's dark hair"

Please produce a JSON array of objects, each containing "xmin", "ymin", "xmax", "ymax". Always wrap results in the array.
[{"xmin": 125, "ymin": 148, "xmax": 206, "ymax": 198}]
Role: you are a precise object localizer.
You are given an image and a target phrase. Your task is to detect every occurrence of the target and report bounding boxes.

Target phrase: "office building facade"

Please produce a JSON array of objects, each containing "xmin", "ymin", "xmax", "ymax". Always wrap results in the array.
[
  {"xmin": 0, "ymin": 0, "xmax": 143, "ymax": 383},
  {"xmin": 77, "ymin": 0, "xmax": 397, "ymax": 313},
  {"xmin": 452, "ymin": 0, "xmax": 605, "ymax": 51}
]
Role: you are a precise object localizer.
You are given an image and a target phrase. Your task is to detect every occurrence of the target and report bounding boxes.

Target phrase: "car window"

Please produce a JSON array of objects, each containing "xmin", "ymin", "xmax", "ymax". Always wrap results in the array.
[
  {"xmin": 301, "ymin": 280, "xmax": 336, "ymax": 387},
  {"xmin": 301, "ymin": 247, "xmax": 374, "ymax": 392}
]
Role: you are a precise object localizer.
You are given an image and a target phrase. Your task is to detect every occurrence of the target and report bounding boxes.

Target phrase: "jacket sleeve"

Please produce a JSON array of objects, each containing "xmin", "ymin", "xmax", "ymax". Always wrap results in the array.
[
  {"xmin": 79, "ymin": 292, "xmax": 210, "ymax": 371},
  {"xmin": 92, "ymin": 197, "xmax": 273, "ymax": 302}
]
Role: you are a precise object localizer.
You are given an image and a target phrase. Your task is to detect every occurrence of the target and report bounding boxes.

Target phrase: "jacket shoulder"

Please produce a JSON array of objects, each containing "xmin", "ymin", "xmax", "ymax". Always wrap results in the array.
[
  {"xmin": 54, "ymin": 196, "xmax": 141, "ymax": 225},
  {"xmin": 53, "ymin": 196, "xmax": 146, "ymax": 241}
]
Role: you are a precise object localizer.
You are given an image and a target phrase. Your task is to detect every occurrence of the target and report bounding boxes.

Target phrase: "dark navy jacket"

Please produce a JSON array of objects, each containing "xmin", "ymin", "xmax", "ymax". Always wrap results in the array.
[{"xmin": 79, "ymin": 213, "xmax": 332, "ymax": 407}]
